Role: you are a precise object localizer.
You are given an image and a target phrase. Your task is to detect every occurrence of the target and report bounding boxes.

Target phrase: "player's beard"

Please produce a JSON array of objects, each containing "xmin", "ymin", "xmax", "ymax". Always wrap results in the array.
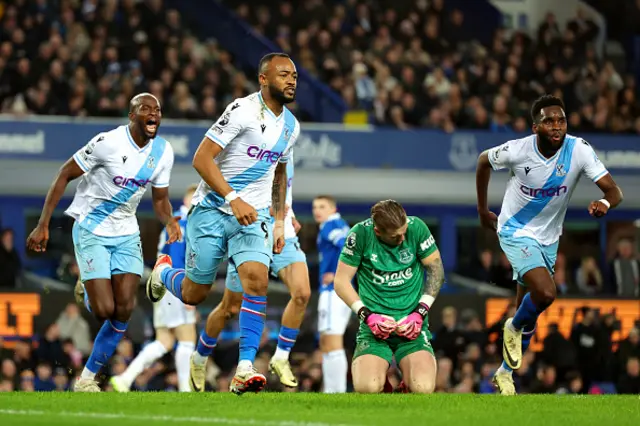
[
  {"xmin": 269, "ymin": 83, "xmax": 295, "ymax": 105},
  {"xmin": 538, "ymin": 131, "xmax": 565, "ymax": 152}
]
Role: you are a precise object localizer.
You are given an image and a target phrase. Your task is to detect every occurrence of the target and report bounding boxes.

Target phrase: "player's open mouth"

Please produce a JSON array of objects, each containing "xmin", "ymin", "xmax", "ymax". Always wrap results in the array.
[
  {"xmin": 145, "ymin": 119, "xmax": 158, "ymax": 133},
  {"xmin": 285, "ymin": 87, "xmax": 295, "ymax": 95},
  {"xmin": 551, "ymin": 133, "xmax": 562, "ymax": 141}
]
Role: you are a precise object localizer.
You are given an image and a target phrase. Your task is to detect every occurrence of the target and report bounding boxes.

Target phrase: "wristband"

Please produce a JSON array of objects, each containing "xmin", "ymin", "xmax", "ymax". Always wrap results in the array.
[
  {"xmin": 598, "ymin": 199, "xmax": 610, "ymax": 209},
  {"xmin": 351, "ymin": 300, "xmax": 365, "ymax": 315},
  {"xmin": 414, "ymin": 303, "xmax": 429, "ymax": 319},
  {"xmin": 419, "ymin": 295, "xmax": 435, "ymax": 309},
  {"xmin": 225, "ymin": 191, "xmax": 239, "ymax": 203},
  {"xmin": 357, "ymin": 306, "xmax": 373, "ymax": 322}
]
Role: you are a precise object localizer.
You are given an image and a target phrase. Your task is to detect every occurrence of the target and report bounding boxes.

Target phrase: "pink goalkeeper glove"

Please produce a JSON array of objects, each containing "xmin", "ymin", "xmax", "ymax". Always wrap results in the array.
[
  {"xmin": 396, "ymin": 303, "xmax": 429, "ymax": 340},
  {"xmin": 357, "ymin": 306, "xmax": 397, "ymax": 340}
]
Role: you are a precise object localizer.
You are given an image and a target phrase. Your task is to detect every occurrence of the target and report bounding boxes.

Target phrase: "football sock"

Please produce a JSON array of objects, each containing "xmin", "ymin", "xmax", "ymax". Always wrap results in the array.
[
  {"xmin": 84, "ymin": 320, "xmax": 129, "ymax": 378},
  {"xmin": 175, "ymin": 341, "xmax": 195, "ymax": 392},
  {"xmin": 238, "ymin": 294, "xmax": 267, "ymax": 364},
  {"xmin": 274, "ymin": 326, "xmax": 299, "ymax": 360},
  {"xmin": 161, "ymin": 268, "xmax": 186, "ymax": 302},
  {"xmin": 322, "ymin": 349, "xmax": 348, "ymax": 393}
]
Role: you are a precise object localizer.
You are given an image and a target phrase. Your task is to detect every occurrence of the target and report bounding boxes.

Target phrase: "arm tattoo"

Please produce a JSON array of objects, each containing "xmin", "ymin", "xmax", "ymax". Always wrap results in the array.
[
  {"xmin": 423, "ymin": 256, "xmax": 445, "ymax": 299},
  {"xmin": 272, "ymin": 163, "xmax": 287, "ymax": 221}
]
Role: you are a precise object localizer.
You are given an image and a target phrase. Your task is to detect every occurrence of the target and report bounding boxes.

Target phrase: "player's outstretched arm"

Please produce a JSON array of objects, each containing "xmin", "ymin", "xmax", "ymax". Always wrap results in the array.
[
  {"xmin": 334, "ymin": 261, "xmax": 360, "ymax": 308},
  {"xmin": 588, "ymin": 173, "xmax": 623, "ymax": 218},
  {"xmin": 476, "ymin": 151, "xmax": 498, "ymax": 230},
  {"xmin": 27, "ymin": 158, "xmax": 85, "ymax": 252},
  {"xmin": 194, "ymin": 137, "xmax": 257, "ymax": 225}
]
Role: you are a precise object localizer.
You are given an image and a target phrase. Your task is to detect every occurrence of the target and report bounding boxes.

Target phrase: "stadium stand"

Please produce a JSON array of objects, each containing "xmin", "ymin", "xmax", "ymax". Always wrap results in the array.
[{"xmin": 0, "ymin": 0, "xmax": 638, "ymax": 396}]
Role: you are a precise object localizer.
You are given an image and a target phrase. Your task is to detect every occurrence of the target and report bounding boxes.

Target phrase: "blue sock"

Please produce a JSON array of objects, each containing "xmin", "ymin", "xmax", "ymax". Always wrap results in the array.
[
  {"xmin": 239, "ymin": 294, "xmax": 267, "ymax": 363},
  {"xmin": 501, "ymin": 322, "xmax": 536, "ymax": 373},
  {"xmin": 196, "ymin": 331, "xmax": 217, "ymax": 357},
  {"xmin": 83, "ymin": 291, "xmax": 92, "ymax": 313},
  {"xmin": 161, "ymin": 268, "xmax": 185, "ymax": 302},
  {"xmin": 85, "ymin": 319, "xmax": 128, "ymax": 374},
  {"xmin": 511, "ymin": 293, "xmax": 544, "ymax": 329},
  {"xmin": 277, "ymin": 326, "xmax": 299, "ymax": 352}
]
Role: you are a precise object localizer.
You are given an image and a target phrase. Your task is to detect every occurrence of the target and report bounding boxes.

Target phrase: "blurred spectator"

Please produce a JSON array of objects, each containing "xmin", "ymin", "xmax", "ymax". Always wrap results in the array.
[
  {"xmin": 609, "ymin": 238, "xmax": 640, "ymax": 296},
  {"xmin": 617, "ymin": 327, "xmax": 640, "ymax": 369},
  {"xmin": 432, "ymin": 307, "xmax": 465, "ymax": 365},
  {"xmin": 530, "ymin": 364, "xmax": 558, "ymax": 394},
  {"xmin": 492, "ymin": 252, "xmax": 514, "ymax": 289},
  {"xmin": 617, "ymin": 357, "xmax": 640, "ymax": 394},
  {"xmin": 541, "ymin": 322, "xmax": 577, "ymax": 379},
  {"xmin": 572, "ymin": 308, "xmax": 606, "ymax": 389},
  {"xmin": 36, "ymin": 324, "xmax": 68, "ymax": 368},
  {"xmin": 575, "ymin": 256, "xmax": 604, "ymax": 295},
  {"xmin": 554, "ymin": 252, "xmax": 571, "ymax": 294},
  {"xmin": 56, "ymin": 303, "xmax": 92, "ymax": 356},
  {"xmin": 0, "ymin": 229, "xmax": 21, "ymax": 288},
  {"xmin": 473, "ymin": 249, "xmax": 494, "ymax": 283}
]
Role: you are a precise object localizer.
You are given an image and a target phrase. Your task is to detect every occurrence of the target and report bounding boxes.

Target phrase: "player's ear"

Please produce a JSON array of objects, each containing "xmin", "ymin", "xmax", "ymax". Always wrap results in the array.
[
  {"xmin": 532, "ymin": 123, "xmax": 538, "ymax": 133},
  {"xmin": 258, "ymin": 72, "xmax": 267, "ymax": 87}
]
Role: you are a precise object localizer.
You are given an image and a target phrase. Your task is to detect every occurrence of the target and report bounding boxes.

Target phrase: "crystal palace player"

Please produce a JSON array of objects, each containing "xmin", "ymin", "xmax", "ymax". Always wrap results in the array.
[
  {"xmin": 476, "ymin": 95, "xmax": 623, "ymax": 395},
  {"xmin": 334, "ymin": 200, "xmax": 444, "ymax": 393},
  {"xmin": 27, "ymin": 93, "xmax": 180, "ymax": 392},
  {"xmin": 189, "ymin": 155, "xmax": 310, "ymax": 391},
  {"xmin": 146, "ymin": 53, "xmax": 299, "ymax": 395}
]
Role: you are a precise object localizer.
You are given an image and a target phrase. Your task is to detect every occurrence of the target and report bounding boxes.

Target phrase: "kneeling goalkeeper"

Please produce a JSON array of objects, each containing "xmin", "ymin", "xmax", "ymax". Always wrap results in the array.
[{"xmin": 333, "ymin": 200, "xmax": 444, "ymax": 393}]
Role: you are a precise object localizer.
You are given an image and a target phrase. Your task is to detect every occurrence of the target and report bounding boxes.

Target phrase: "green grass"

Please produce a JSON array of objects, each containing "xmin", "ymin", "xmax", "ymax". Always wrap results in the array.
[{"xmin": 0, "ymin": 393, "xmax": 638, "ymax": 426}]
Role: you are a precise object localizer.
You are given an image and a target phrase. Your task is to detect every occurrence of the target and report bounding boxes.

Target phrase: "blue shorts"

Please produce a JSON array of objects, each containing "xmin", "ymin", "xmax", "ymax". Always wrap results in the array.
[
  {"xmin": 72, "ymin": 222, "xmax": 143, "ymax": 281},
  {"xmin": 498, "ymin": 234, "xmax": 559, "ymax": 285},
  {"xmin": 225, "ymin": 236, "xmax": 307, "ymax": 292},
  {"xmin": 185, "ymin": 205, "xmax": 273, "ymax": 285}
]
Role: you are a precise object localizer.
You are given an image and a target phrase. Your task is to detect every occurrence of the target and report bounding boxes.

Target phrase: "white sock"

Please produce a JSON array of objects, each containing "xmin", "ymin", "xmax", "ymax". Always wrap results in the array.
[
  {"xmin": 496, "ymin": 364, "xmax": 512, "ymax": 375},
  {"xmin": 237, "ymin": 360, "xmax": 253, "ymax": 372},
  {"xmin": 120, "ymin": 340, "xmax": 168, "ymax": 387},
  {"xmin": 175, "ymin": 341, "xmax": 195, "ymax": 392},
  {"xmin": 273, "ymin": 346, "xmax": 290, "ymax": 361},
  {"xmin": 322, "ymin": 349, "xmax": 348, "ymax": 393},
  {"xmin": 80, "ymin": 367, "xmax": 96, "ymax": 380}
]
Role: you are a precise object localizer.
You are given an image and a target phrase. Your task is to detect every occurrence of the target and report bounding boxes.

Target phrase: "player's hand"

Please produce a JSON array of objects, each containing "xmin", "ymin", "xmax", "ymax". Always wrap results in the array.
[
  {"xmin": 230, "ymin": 198, "xmax": 258, "ymax": 226},
  {"xmin": 164, "ymin": 216, "xmax": 183, "ymax": 244},
  {"xmin": 478, "ymin": 209, "xmax": 498, "ymax": 231},
  {"xmin": 292, "ymin": 216, "xmax": 302, "ymax": 234},
  {"xmin": 396, "ymin": 303, "xmax": 429, "ymax": 340},
  {"xmin": 588, "ymin": 200, "xmax": 609, "ymax": 218},
  {"xmin": 273, "ymin": 220, "xmax": 285, "ymax": 254},
  {"xmin": 358, "ymin": 307, "xmax": 396, "ymax": 340},
  {"xmin": 322, "ymin": 272, "xmax": 335, "ymax": 286},
  {"xmin": 27, "ymin": 224, "xmax": 49, "ymax": 252}
]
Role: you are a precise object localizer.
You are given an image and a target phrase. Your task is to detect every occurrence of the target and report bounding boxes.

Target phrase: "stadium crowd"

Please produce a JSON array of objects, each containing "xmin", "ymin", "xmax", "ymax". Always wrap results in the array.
[
  {"xmin": 231, "ymin": 0, "xmax": 640, "ymax": 133},
  {"xmin": 0, "ymin": 301, "xmax": 638, "ymax": 394},
  {"xmin": 0, "ymin": 1, "xmax": 638, "ymax": 134}
]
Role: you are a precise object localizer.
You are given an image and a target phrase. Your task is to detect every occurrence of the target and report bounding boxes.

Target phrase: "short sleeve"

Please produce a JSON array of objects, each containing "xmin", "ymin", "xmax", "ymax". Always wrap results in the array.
[
  {"xmin": 152, "ymin": 144, "xmax": 174, "ymax": 188},
  {"xmin": 577, "ymin": 138, "xmax": 608, "ymax": 182},
  {"xmin": 279, "ymin": 122, "xmax": 300, "ymax": 163},
  {"xmin": 339, "ymin": 225, "xmax": 364, "ymax": 267},
  {"xmin": 324, "ymin": 223, "xmax": 349, "ymax": 249},
  {"xmin": 72, "ymin": 133, "xmax": 108, "ymax": 173},
  {"xmin": 412, "ymin": 218, "xmax": 438, "ymax": 260},
  {"xmin": 204, "ymin": 100, "xmax": 247, "ymax": 149},
  {"xmin": 487, "ymin": 141, "xmax": 513, "ymax": 171}
]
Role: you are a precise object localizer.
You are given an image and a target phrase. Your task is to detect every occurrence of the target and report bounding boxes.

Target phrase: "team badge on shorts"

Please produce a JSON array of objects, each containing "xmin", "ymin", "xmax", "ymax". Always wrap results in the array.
[
  {"xmin": 85, "ymin": 258, "xmax": 95, "ymax": 273},
  {"xmin": 520, "ymin": 247, "xmax": 531, "ymax": 258},
  {"xmin": 187, "ymin": 251, "xmax": 196, "ymax": 268}
]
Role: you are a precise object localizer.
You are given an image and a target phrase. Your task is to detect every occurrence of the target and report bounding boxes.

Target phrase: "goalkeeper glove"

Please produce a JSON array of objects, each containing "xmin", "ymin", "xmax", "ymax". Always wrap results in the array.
[
  {"xmin": 395, "ymin": 303, "xmax": 429, "ymax": 340},
  {"xmin": 357, "ymin": 306, "xmax": 397, "ymax": 340}
]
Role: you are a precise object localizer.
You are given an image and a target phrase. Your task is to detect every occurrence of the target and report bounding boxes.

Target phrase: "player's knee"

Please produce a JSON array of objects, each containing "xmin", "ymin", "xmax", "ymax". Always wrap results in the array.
[
  {"xmin": 353, "ymin": 379, "xmax": 384, "ymax": 394},
  {"xmin": 291, "ymin": 286, "xmax": 311, "ymax": 308},
  {"xmin": 408, "ymin": 377, "xmax": 436, "ymax": 394},
  {"xmin": 241, "ymin": 269, "xmax": 268, "ymax": 295},
  {"xmin": 223, "ymin": 301, "xmax": 241, "ymax": 320},
  {"xmin": 181, "ymin": 284, "xmax": 208, "ymax": 306},
  {"xmin": 92, "ymin": 299, "xmax": 115, "ymax": 322},
  {"xmin": 535, "ymin": 286, "xmax": 557, "ymax": 309}
]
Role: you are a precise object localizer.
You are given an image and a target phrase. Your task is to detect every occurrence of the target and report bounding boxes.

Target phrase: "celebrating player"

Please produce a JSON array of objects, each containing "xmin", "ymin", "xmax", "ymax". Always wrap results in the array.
[
  {"xmin": 27, "ymin": 93, "xmax": 180, "ymax": 392},
  {"xmin": 146, "ymin": 52, "xmax": 300, "ymax": 395},
  {"xmin": 333, "ymin": 200, "xmax": 444, "ymax": 393},
  {"xmin": 313, "ymin": 195, "xmax": 352, "ymax": 393},
  {"xmin": 110, "ymin": 185, "xmax": 198, "ymax": 392},
  {"xmin": 189, "ymin": 155, "xmax": 310, "ymax": 391},
  {"xmin": 476, "ymin": 95, "xmax": 623, "ymax": 395}
]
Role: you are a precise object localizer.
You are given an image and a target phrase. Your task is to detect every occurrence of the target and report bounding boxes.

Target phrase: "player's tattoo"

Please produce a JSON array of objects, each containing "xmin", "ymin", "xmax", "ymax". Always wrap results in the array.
[
  {"xmin": 271, "ymin": 162, "xmax": 287, "ymax": 221},
  {"xmin": 423, "ymin": 256, "xmax": 445, "ymax": 298}
]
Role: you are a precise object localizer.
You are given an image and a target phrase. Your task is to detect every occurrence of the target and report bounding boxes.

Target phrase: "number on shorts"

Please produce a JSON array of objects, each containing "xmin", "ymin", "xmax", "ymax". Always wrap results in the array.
[{"xmin": 260, "ymin": 222, "xmax": 269, "ymax": 241}]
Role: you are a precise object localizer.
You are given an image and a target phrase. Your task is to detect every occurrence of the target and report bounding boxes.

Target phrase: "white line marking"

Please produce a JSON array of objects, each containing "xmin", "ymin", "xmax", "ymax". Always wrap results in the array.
[{"xmin": 0, "ymin": 409, "xmax": 357, "ymax": 426}]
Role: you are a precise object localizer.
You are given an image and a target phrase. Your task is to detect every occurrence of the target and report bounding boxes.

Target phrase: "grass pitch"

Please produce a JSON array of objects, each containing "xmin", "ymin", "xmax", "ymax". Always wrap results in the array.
[{"xmin": 0, "ymin": 392, "xmax": 638, "ymax": 426}]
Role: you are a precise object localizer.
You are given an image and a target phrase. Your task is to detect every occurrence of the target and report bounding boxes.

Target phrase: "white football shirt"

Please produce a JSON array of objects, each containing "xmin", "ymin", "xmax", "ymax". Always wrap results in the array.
[
  {"xmin": 66, "ymin": 125, "xmax": 174, "ymax": 237},
  {"xmin": 284, "ymin": 154, "xmax": 296, "ymax": 240},
  {"xmin": 191, "ymin": 92, "xmax": 300, "ymax": 215},
  {"xmin": 488, "ymin": 134, "xmax": 608, "ymax": 246}
]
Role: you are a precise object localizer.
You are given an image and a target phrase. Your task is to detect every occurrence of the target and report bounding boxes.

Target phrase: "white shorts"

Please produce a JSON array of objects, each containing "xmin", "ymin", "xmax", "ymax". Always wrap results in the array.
[
  {"xmin": 317, "ymin": 289, "xmax": 352, "ymax": 335},
  {"xmin": 153, "ymin": 291, "xmax": 196, "ymax": 329}
]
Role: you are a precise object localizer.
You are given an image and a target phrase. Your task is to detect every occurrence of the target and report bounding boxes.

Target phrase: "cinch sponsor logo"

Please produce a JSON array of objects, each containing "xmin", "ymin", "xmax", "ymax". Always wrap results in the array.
[
  {"xmin": 113, "ymin": 176, "xmax": 150, "ymax": 188},
  {"xmin": 520, "ymin": 185, "xmax": 567, "ymax": 198},
  {"xmin": 247, "ymin": 145, "xmax": 282, "ymax": 163}
]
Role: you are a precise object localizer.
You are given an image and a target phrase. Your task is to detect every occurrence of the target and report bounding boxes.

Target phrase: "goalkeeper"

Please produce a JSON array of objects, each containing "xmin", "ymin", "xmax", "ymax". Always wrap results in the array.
[{"xmin": 334, "ymin": 200, "xmax": 444, "ymax": 393}]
